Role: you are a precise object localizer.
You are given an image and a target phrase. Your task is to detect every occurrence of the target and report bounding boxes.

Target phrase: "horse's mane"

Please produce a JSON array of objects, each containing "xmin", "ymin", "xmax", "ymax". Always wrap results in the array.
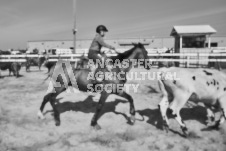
[{"xmin": 110, "ymin": 46, "xmax": 136, "ymax": 62}]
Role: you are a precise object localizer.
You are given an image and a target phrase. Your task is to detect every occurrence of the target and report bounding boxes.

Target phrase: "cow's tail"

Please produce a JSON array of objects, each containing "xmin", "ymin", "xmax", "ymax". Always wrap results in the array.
[
  {"xmin": 157, "ymin": 67, "xmax": 168, "ymax": 96},
  {"xmin": 158, "ymin": 78, "xmax": 167, "ymax": 96}
]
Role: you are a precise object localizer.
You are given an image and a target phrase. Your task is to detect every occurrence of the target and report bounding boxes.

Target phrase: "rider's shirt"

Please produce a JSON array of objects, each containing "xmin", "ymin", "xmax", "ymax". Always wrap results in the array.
[{"xmin": 89, "ymin": 33, "xmax": 114, "ymax": 53}]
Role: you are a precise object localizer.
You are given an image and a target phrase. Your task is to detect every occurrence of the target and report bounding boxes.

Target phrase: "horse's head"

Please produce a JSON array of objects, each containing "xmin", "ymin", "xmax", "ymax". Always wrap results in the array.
[{"xmin": 132, "ymin": 43, "xmax": 151, "ymax": 70}]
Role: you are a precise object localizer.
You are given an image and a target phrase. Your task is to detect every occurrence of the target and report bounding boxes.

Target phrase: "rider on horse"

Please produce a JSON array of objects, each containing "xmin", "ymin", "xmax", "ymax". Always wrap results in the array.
[{"xmin": 88, "ymin": 25, "xmax": 117, "ymax": 82}]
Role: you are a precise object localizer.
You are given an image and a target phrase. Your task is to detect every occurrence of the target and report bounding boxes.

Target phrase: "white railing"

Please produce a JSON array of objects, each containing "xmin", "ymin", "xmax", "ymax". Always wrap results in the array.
[{"xmin": 0, "ymin": 53, "xmax": 226, "ymax": 68}]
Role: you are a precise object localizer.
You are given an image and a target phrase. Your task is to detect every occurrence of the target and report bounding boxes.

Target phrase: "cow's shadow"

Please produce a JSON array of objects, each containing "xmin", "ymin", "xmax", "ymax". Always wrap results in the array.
[
  {"xmin": 146, "ymin": 85, "xmax": 159, "ymax": 93},
  {"xmin": 136, "ymin": 105, "xmax": 208, "ymax": 130},
  {"xmin": 46, "ymin": 95, "xmax": 132, "ymax": 123},
  {"xmin": 0, "ymin": 74, "xmax": 23, "ymax": 78}
]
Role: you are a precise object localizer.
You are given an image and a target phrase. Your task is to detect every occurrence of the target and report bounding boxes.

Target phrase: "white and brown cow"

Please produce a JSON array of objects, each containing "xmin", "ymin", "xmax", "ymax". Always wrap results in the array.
[{"xmin": 158, "ymin": 67, "xmax": 226, "ymax": 136}]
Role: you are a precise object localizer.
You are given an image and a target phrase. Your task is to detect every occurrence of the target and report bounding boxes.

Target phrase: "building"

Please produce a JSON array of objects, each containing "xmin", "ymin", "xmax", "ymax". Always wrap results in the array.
[
  {"xmin": 170, "ymin": 25, "xmax": 217, "ymax": 53},
  {"xmin": 27, "ymin": 36, "xmax": 226, "ymax": 54},
  {"xmin": 27, "ymin": 37, "xmax": 175, "ymax": 54},
  {"xmin": 170, "ymin": 25, "xmax": 226, "ymax": 67}
]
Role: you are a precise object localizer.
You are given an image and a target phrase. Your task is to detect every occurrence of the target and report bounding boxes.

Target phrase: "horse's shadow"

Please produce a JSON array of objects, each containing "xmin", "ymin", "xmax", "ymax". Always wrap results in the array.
[
  {"xmin": 45, "ymin": 95, "xmax": 131, "ymax": 123},
  {"xmin": 137, "ymin": 105, "xmax": 208, "ymax": 130},
  {"xmin": 43, "ymin": 94, "xmax": 209, "ymax": 134}
]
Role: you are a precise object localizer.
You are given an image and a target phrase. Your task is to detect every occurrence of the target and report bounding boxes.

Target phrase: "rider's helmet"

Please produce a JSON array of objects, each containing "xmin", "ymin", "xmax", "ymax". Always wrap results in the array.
[{"xmin": 96, "ymin": 25, "xmax": 108, "ymax": 33}]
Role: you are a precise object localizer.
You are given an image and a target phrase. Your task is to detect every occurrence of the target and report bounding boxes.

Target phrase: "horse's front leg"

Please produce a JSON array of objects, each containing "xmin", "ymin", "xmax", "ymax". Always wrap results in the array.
[
  {"xmin": 37, "ymin": 93, "xmax": 52, "ymax": 119},
  {"xmin": 117, "ymin": 91, "xmax": 136, "ymax": 124},
  {"xmin": 91, "ymin": 91, "xmax": 109, "ymax": 130}
]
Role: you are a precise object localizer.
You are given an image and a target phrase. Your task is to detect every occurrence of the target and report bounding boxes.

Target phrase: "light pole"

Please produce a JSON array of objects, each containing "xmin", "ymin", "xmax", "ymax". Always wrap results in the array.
[{"xmin": 73, "ymin": 0, "xmax": 77, "ymax": 54}]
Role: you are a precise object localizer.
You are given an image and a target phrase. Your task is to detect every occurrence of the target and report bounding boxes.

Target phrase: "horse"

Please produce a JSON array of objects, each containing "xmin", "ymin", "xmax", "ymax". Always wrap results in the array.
[{"xmin": 37, "ymin": 43, "xmax": 151, "ymax": 130}]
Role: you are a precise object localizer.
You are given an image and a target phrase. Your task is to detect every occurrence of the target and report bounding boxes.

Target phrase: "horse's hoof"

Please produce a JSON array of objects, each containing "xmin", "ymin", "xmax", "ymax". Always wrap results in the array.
[
  {"xmin": 206, "ymin": 121, "xmax": 215, "ymax": 127},
  {"xmin": 37, "ymin": 110, "xmax": 45, "ymax": 120},
  {"xmin": 206, "ymin": 116, "xmax": 215, "ymax": 126},
  {"xmin": 181, "ymin": 126, "xmax": 188, "ymax": 137},
  {"xmin": 92, "ymin": 124, "xmax": 101, "ymax": 130},
  {"xmin": 55, "ymin": 120, "xmax": 61, "ymax": 126},
  {"xmin": 162, "ymin": 120, "xmax": 169, "ymax": 133},
  {"xmin": 163, "ymin": 124, "xmax": 169, "ymax": 133},
  {"xmin": 208, "ymin": 121, "xmax": 220, "ymax": 130},
  {"xmin": 129, "ymin": 115, "xmax": 136, "ymax": 125}
]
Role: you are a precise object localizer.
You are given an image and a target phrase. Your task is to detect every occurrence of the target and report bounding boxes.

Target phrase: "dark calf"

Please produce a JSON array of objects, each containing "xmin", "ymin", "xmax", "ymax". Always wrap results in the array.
[
  {"xmin": 44, "ymin": 61, "xmax": 56, "ymax": 73},
  {"xmin": 10, "ymin": 62, "xmax": 21, "ymax": 78},
  {"xmin": 0, "ymin": 62, "xmax": 21, "ymax": 78},
  {"xmin": 26, "ymin": 56, "xmax": 46, "ymax": 72}
]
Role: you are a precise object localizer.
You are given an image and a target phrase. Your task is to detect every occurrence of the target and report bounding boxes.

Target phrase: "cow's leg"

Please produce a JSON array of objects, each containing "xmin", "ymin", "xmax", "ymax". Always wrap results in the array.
[
  {"xmin": 16, "ymin": 70, "xmax": 19, "ymax": 78},
  {"xmin": 213, "ymin": 97, "xmax": 226, "ymax": 129},
  {"xmin": 91, "ymin": 91, "xmax": 109, "ymax": 130},
  {"xmin": 204, "ymin": 104, "xmax": 215, "ymax": 126},
  {"xmin": 117, "ymin": 91, "xmax": 136, "ymax": 124},
  {"xmin": 9, "ymin": 69, "xmax": 11, "ymax": 76},
  {"xmin": 38, "ymin": 62, "xmax": 41, "ymax": 71},
  {"xmin": 169, "ymin": 92, "xmax": 190, "ymax": 136},
  {"xmin": 26, "ymin": 64, "xmax": 29, "ymax": 72},
  {"xmin": 158, "ymin": 93, "xmax": 170, "ymax": 132},
  {"xmin": 158, "ymin": 80, "xmax": 170, "ymax": 131}
]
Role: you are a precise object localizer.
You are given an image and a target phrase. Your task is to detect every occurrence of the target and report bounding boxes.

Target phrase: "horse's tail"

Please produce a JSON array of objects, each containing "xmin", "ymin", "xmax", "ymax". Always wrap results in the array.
[
  {"xmin": 42, "ymin": 65, "xmax": 55, "ymax": 83},
  {"xmin": 43, "ymin": 74, "xmax": 50, "ymax": 82}
]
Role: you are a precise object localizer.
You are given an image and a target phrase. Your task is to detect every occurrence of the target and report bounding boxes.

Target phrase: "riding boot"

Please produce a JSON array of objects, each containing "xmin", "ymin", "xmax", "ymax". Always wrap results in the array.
[{"xmin": 90, "ymin": 65, "xmax": 104, "ymax": 83}]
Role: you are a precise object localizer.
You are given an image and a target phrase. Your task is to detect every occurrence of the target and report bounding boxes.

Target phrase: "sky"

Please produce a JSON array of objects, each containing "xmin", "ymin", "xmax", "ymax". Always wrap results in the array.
[{"xmin": 0, "ymin": 0, "xmax": 226, "ymax": 50}]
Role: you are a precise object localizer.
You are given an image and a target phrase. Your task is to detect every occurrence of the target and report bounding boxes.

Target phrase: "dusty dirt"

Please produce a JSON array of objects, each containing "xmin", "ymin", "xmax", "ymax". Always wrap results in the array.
[{"xmin": 0, "ymin": 66, "xmax": 226, "ymax": 151}]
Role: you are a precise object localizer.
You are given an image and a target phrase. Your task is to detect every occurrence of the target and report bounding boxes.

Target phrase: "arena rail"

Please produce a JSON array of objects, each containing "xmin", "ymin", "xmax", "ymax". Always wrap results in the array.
[{"xmin": 1, "ymin": 53, "xmax": 226, "ymax": 68}]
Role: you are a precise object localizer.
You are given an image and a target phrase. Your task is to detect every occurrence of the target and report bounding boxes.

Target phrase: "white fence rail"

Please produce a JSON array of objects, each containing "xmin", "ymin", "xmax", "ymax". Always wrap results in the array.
[{"xmin": 0, "ymin": 53, "xmax": 226, "ymax": 67}]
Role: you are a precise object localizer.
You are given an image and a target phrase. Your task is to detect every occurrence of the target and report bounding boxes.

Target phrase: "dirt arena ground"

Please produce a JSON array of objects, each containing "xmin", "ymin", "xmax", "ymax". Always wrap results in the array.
[{"xmin": 0, "ymin": 66, "xmax": 226, "ymax": 151}]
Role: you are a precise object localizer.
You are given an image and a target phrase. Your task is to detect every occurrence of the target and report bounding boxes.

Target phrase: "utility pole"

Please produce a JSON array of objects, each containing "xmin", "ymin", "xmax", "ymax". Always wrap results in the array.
[{"xmin": 73, "ymin": 0, "xmax": 77, "ymax": 54}]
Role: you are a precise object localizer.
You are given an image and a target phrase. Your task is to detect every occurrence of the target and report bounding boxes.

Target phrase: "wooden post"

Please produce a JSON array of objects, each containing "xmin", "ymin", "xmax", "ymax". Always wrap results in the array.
[
  {"xmin": 208, "ymin": 35, "xmax": 211, "ymax": 48},
  {"xmin": 180, "ymin": 35, "xmax": 183, "ymax": 49},
  {"xmin": 179, "ymin": 35, "xmax": 183, "ymax": 67}
]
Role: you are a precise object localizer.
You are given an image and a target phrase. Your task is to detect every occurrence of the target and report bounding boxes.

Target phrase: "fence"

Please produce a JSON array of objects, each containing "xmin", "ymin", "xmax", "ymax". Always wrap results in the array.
[{"xmin": 1, "ymin": 53, "xmax": 226, "ymax": 68}]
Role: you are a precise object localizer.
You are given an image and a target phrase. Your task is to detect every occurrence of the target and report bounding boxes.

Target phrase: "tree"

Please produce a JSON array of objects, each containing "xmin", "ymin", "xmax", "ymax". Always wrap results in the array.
[{"xmin": 33, "ymin": 48, "xmax": 39, "ymax": 54}]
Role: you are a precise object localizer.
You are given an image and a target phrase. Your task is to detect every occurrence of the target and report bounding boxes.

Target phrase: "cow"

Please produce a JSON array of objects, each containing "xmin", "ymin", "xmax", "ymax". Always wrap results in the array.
[
  {"xmin": 0, "ymin": 50, "xmax": 11, "ymax": 55},
  {"xmin": 10, "ymin": 62, "xmax": 21, "ymax": 77},
  {"xmin": 0, "ymin": 62, "xmax": 21, "ymax": 78},
  {"xmin": 158, "ymin": 48, "xmax": 175, "ymax": 68},
  {"xmin": 25, "ymin": 56, "xmax": 46, "ymax": 72},
  {"xmin": 44, "ymin": 61, "xmax": 56, "ymax": 73},
  {"xmin": 158, "ymin": 67, "xmax": 226, "ymax": 136},
  {"xmin": 43, "ymin": 53, "xmax": 89, "ymax": 73}
]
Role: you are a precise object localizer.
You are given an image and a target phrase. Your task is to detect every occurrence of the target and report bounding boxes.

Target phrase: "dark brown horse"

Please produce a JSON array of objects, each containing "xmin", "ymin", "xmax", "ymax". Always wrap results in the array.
[{"xmin": 37, "ymin": 43, "xmax": 151, "ymax": 129}]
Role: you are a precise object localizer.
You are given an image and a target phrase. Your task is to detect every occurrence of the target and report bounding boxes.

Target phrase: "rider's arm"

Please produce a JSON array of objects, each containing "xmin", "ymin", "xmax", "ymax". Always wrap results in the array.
[{"xmin": 97, "ymin": 36, "xmax": 115, "ymax": 50}]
